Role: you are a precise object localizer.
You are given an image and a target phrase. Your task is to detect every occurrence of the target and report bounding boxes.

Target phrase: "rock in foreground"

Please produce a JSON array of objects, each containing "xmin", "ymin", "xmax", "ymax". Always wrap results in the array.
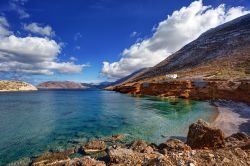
[{"xmin": 186, "ymin": 119, "xmax": 225, "ymax": 149}]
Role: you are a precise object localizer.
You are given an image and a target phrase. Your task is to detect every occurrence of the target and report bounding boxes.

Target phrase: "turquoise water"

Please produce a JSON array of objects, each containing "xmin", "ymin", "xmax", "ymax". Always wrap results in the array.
[{"xmin": 0, "ymin": 89, "xmax": 218, "ymax": 165}]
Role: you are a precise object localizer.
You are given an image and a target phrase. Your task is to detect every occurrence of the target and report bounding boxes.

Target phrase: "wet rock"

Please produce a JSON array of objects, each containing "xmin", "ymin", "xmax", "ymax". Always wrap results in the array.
[
  {"xmin": 65, "ymin": 156, "xmax": 106, "ymax": 166},
  {"xmin": 82, "ymin": 140, "xmax": 106, "ymax": 154},
  {"xmin": 110, "ymin": 134, "xmax": 126, "ymax": 142},
  {"xmin": 159, "ymin": 139, "xmax": 191, "ymax": 152},
  {"xmin": 31, "ymin": 152, "xmax": 69, "ymax": 166},
  {"xmin": 7, "ymin": 157, "xmax": 31, "ymax": 166},
  {"xmin": 186, "ymin": 119, "xmax": 225, "ymax": 149}
]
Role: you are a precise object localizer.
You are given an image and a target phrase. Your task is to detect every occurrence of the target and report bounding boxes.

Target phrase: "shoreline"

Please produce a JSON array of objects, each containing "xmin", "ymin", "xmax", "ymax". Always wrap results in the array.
[{"xmin": 211, "ymin": 101, "xmax": 250, "ymax": 137}]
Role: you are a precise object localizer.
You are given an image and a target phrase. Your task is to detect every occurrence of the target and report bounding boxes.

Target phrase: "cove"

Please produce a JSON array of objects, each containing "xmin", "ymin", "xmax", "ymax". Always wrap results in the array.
[{"xmin": 0, "ymin": 89, "xmax": 218, "ymax": 165}]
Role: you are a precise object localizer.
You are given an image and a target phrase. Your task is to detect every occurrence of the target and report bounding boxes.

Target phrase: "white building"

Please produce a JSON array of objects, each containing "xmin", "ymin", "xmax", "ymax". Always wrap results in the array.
[{"xmin": 166, "ymin": 74, "xmax": 178, "ymax": 79}]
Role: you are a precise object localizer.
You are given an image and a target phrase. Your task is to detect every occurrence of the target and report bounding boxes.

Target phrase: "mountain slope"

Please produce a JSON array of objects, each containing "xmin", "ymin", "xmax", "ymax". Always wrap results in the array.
[{"xmin": 132, "ymin": 13, "xmax": 250, "ymax": 82}]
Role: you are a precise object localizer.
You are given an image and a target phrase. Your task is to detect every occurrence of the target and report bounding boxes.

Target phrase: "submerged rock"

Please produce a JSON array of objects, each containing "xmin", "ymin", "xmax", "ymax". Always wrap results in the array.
[
  {"xmin": 186, "ymin": 119, "xmax": 225, "ymax": 149},
  {"xmin": 102, "ymin": 134, "xmax": 126, "ymax": 142}
]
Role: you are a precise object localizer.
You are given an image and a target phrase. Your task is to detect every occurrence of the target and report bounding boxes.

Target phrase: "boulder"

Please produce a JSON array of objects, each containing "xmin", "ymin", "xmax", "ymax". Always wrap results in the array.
[
  {"xmin": 186, "ymin": 119, "xmax": 225, "ymax": 149},
  {"xmin": 158, "ymin": 139, "xmax": 191, "ymax": 152},
  {"xmin": 82, "ymin": 140, "xmax": 106, "ymax": 154}
]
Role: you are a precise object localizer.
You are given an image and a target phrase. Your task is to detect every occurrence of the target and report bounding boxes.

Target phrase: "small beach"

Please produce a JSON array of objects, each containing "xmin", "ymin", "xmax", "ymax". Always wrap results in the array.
[{"xmin": 211, "ymin": 101, "xmax": 250, "ymax": 136}]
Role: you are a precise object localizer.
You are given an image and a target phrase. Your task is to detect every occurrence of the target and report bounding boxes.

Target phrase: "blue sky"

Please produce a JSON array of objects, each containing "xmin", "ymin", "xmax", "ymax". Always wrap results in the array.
[{"xmin": 0, "ymin": 0, "xmax": 249, "ymax": 84}]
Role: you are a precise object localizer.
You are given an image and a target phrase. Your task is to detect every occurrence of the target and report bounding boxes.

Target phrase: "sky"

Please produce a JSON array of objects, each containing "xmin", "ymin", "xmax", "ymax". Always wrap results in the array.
[{"xmin": 0, "ymin": 0, "xmax": 249, "ymax": 84}]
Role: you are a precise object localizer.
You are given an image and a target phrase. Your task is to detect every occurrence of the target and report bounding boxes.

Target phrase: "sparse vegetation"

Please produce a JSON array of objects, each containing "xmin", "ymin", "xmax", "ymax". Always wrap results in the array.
[{"xmin": 0, "ymin": 80, "xmax": 37, "ymax": 92}]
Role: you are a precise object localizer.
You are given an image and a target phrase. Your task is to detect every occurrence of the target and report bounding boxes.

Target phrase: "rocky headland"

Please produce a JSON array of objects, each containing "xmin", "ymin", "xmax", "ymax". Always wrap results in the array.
[
  {"xmin": 37, "ymin": 81, "xmax": 89, "ymax": 89},
  {"xmin": 0, "ymin": 80, "xmax": 37, "ymax": 92},
  {"xmin": 11, "ymin": 119, "xmax": 250, "ymax": 166}
]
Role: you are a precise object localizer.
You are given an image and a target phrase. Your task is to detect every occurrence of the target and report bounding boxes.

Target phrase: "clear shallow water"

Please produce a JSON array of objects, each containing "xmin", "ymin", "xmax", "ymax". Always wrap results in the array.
[{"xmin": 0, "ymin": 89, "xmax": 218, "ymax": 165}]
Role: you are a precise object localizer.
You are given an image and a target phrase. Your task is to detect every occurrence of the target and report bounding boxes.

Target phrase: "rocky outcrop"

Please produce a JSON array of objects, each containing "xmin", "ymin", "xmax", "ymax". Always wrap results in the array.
[
  {"xmin": 0, "ymin": 80, "xmax": 37, "ymax": 92},
  {"xmin": 37, "ymin": 81, "xmax": 88, "ymax": 89},
  {"xmin": 186, "ymin": 119, "xmax": 225, "ymax": 149},
  {"xmin": 28, "ymin": 119, "xmax": 250, "ymax": 166},
  {"xmin": 81, "ymin": 140, "xmax": 106, "ymax": 154},
  {"xmin": 112, "ymin": 80, "xmax": 250, "ymax": 105}
]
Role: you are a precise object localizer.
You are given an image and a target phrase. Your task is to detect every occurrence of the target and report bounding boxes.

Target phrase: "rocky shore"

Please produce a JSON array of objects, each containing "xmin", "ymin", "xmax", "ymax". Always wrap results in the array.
[{"xmin": 10, "ymin": 119, "xmax": 250, "ymax": 166}]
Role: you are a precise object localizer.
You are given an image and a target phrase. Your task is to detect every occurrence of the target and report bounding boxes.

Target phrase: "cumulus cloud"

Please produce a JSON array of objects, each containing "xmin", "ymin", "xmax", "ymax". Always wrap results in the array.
[
  {"xmin": 101, "ymin": 0, "xmax": 250, "ymax": 79},
  {"xmin": 0, "ymin": 17, "xmax": 87, "ymax": 75},
  {"xmin": 24, "ymin": 23, "xmax": 55, "ymax": 37}
]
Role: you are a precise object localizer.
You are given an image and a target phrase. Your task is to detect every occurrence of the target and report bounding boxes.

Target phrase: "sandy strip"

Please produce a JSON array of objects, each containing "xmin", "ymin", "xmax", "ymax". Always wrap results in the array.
[{"xmin": 211, "ymin": 103, "xmax": 249, "ymax": 137}]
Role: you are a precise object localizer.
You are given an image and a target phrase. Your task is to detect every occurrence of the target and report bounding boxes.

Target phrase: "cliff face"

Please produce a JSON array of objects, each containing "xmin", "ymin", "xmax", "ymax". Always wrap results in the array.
[
  {"xmin": 0, "ymin": 80, "xmax": 37, "ymax": 92},
  {"xmin": 37, "ymin": 81, "xmax": 88, "ymax": 89},
  {"xmin": 113, "ymin": 80, "xmax": 250, "ymax": 105}
]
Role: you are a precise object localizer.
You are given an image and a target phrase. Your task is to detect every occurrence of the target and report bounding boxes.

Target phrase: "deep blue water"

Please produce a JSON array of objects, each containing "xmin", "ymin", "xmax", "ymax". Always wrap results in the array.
[{"xmin": 0, "ymin": 89, "xmax": 218, "ymax": 165}]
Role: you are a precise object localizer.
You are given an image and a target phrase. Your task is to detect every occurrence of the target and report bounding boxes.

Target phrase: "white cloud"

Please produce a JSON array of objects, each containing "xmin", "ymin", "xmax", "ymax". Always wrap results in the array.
[
  {"xmin": 0, "ymin": 16, "xmax": 12, "ymax": 37},
  {"xmin": 9, "ymin": 0, "xmax": 30, "ymax": 19},
  {"xmin": 24, "ymin": 23, "xmax": 55, "ymax": 37},
  {"xmin": 130, "ymin": 31, "xmax": 138, "ymax": 38},
  {"xmin": 101, "ymin": 0, "xmax": 250, "ymax": 79},
  {"xmin": 70, "ymin": 56, "xmax": 77, "ymax": 61},
  {"xmin": 0, "ymin": 17, "xmax": 87, "ymax": 75}
]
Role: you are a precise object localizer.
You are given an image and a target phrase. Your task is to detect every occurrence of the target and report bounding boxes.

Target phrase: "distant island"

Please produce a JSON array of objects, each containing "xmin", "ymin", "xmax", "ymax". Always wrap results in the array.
[
  {"xmin": 37, "ymin": 81, "xmax": 91, "ymax": 89},
  {"xmin": 0, "ymin": 80, "xmax": 37, "ymax": 92}
]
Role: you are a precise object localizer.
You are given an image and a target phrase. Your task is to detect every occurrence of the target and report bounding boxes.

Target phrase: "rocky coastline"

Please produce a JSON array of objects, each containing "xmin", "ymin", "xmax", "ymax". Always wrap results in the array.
[
  {"xmin": 9, "ymin": 119, "xmax": 250, "ymax": 166},
  {"xmin": 110, "ymin": 79, "xmax": 250, "ymax": 105}
]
